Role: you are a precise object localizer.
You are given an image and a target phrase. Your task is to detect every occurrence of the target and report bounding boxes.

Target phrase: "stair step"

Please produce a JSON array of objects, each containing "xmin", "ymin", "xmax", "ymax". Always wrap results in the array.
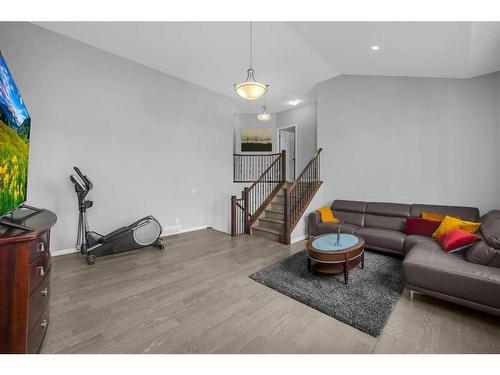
[
  {"xmin": 274, "ymin": 195, "xmax": 284, "ymax": 204},
  {"xmin": 264, "ymin": 209, "xmax": 284, "ymax": 220},
  {"xmin": 260, "ymin": 217, "xmax": 284, "ymax": 224},
  {"xmin": 270, "ymin": 202, "xmax": 284, "ymax": 211},
  {"xmin": 252, "ymin": 226, "xmax": 282, "ymax": 242},
  {"xmin": 258, "ymin": 217, "xmax": 284, "ymax": 231}
]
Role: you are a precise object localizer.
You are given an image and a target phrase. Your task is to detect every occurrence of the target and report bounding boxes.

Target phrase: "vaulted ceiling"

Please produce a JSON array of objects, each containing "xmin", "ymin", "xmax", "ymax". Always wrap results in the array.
[{"xmin": 35, "ymin": 22, "xmax": 500, "ymax": 114}]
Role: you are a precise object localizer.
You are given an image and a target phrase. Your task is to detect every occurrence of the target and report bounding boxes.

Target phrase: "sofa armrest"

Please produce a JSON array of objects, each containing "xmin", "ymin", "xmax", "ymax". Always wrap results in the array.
[{"xmin": 308, "ymin": 211, "xmax": 321, "ymax": 237}]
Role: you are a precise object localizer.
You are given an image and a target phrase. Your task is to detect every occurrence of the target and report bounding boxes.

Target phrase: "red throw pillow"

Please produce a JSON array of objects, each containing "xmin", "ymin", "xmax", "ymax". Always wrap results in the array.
[
  {"xmin": 437, "ymin": 228, "xmax": 481, "ymax": 253},
  {"xmin": 405, "ymin": 217, "xmax": 441, "ymax": 237}
]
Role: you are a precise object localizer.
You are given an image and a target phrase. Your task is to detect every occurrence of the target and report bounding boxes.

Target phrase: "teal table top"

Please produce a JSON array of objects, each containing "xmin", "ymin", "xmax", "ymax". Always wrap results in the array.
[{"xmin": 311, "ymin": 233, "xmax": 359, "ymax": 252}]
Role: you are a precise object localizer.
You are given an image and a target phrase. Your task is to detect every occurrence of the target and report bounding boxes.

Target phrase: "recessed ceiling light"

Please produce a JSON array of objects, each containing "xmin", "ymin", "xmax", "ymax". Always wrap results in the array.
[
  {"xmin": 371, "ymin": 45, "xmax": 380, "ymax": 51},
  {"xmin": 289, "ymin": 99, "xmax": 300, "ymax": 106}
]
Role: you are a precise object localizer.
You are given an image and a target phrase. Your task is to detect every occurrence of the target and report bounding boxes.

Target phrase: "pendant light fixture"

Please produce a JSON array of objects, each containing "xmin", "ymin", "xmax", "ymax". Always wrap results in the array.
[
  {"xmin": 257, "ymin": 104, "xmax": 271, "ymax": 122},
  {"xmin": 234, "ymin": 22, "xmax": 269, "ymax": 100}
]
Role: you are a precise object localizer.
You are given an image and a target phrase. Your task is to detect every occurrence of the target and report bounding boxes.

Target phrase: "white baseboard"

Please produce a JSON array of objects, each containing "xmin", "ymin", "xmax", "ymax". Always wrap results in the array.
[
  {"xmin": 161, "ymin": 225, "xmax": 208, "ymax": 237},
  {"xmin": 52, "ymin": 247, "xmax": 79, "ymax": 257},
  {"xmin": 51, "ymin": 225, "xmax": 208, "ymax": 257},
  {"xmin": 291, "ymin": 234, "xmax": 308, "ymax": 244}
]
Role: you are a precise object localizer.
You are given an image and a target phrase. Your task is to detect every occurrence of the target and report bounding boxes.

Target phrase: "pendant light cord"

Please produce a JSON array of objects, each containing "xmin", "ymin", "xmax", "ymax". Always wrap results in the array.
[{"xmin": 249, "ymin": 21, "xmax": 253, "ymax": 69}]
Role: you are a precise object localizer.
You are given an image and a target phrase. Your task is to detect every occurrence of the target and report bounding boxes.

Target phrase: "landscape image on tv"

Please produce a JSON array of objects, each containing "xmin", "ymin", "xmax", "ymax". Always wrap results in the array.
[{"xmin": 0, "ymin": 51, "xmax": 30, "ymax": 217}]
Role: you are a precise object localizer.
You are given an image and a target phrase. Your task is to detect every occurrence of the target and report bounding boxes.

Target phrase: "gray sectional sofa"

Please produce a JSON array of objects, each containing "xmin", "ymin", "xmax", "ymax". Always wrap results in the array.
[{"xmin": 308, "ymin": 200, "xmax": 500, "ymax": 316}]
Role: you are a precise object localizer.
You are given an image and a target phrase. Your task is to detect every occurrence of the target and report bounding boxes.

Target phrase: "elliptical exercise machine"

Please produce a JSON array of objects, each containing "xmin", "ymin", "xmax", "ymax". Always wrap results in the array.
[{"xmin": 70, "ymin": 167, "xmax": 164, "ymax": 265}]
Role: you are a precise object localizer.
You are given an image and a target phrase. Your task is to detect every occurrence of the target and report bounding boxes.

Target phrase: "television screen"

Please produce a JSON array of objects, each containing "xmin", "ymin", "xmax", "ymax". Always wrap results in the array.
[{"xmin": 0, "ymin": 51, "xmax": 30, "ymax": 217}]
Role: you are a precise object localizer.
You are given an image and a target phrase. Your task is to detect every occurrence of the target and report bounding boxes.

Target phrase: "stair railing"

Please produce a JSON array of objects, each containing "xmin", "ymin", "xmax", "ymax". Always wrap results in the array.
[
  {"xmin": 283, "ymin": 148, "xmax": 323, "ymax": 244},
  {"xmin": 231, "ymin": 150, "xmax": 286, "ymax": 236},
  {"xmin": 233, "ymin": 153, "xmax": 282, "ymax": 183}
]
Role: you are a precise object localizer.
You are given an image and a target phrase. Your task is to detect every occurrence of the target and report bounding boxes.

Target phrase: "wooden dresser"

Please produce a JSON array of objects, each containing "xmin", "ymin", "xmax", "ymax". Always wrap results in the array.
[{"xmin": 0, "ymin": 209, "xmax": 57, "ymax": 353}]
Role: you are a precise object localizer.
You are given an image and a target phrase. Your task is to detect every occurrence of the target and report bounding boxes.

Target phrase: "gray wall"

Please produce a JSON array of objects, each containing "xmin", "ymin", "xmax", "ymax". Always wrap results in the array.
[
  {"xmin": 275, "ymin": 102, "xmax": 317, "ymax": 171},
  {"xmin": 496, "ymin": 73, "xmax": 500, "ymax": 191},
  {"xmin": 0, "ymin": 22, "xmax": 235, "ymax": 251},
  {"xmin": 317, "ymin": 73, "xmax": 500, "ymax": 214},
  {"xmin": 233, "ymin": 113, "xmax": 277, "ymax": 153},
  {"xmin": 234, "ymin": 102, "xmax": 317, "ymax": 169}
]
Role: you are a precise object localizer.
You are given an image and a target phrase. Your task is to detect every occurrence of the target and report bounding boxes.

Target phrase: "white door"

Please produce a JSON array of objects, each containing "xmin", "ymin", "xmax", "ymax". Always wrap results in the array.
[{"xmin": 279, "ymin": 129, "xmax": 296, "ymax": 181}]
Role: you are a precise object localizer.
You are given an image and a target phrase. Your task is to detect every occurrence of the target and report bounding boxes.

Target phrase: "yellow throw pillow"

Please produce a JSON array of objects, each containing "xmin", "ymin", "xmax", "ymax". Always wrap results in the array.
[
  {"xmin": 317, "ymin": 207, "xmax": 339, "ymax": 223},
  {"xmin": 421, "ymin": 212, "xmax": 448, "ymax": 222},
  {"xmin": 432, "ymin": 215, "xmax": 481, "ymax": 240}
]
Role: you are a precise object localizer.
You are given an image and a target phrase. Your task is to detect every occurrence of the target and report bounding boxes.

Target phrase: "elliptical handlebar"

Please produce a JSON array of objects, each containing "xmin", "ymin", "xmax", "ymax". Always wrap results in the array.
[
  {"xmin": 70, "ymin": 174, "xmax": 85, "ymax": 193},
  {"xmin": 72, "ymin": 166, "xmax": 93, "ymax": 191},
  {"xmin": 70, "ymin": 167, "xmax": 94, "ymax": 204}
]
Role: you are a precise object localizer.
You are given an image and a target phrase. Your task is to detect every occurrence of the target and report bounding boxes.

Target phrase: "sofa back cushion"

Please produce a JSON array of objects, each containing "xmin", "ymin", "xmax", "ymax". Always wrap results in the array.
[
  {"xmin": 330, "ymin": 200, "xmax": 367, "ymax": 226},
  {"xmin": 479, "ymin": 210, "xmax": 500, "ymax": 248},
  {"xmin": 465, "ymin": 240, "xmax": 500, "ymax": 268},
  {"xmin": 364, "ymin": 202, "xmax": 411, "ymax": 232},
  {"xmin": 410, "ymin": 204, "xmax": 479, "ymax": 222}
]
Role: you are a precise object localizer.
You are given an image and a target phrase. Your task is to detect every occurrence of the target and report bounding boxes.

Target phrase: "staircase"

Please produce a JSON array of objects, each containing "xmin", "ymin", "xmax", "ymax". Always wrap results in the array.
[
  {"xmin": 231, "ymin": 149, "xmax": 323, "ymax": 244},
  {"xmin": 252, "ymin": 183, "xmax": 289, "ymax": 242}
]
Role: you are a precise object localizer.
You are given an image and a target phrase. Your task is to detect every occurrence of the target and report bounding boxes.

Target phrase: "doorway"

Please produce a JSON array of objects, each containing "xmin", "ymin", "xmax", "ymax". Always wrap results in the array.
[{"xmin": 277, "ymin": 125, "xmax": 297, "ymax": 181}]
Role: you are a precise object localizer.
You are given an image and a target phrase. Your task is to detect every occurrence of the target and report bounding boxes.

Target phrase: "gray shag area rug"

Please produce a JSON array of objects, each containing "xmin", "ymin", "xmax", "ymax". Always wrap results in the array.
[{"xmin": 249, "ymin": 250, "xmax": 404, "ymax": 337}]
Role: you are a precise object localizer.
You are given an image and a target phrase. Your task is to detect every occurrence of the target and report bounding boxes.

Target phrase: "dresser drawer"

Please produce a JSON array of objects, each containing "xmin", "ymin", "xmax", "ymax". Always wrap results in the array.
[
  {"xmin": 28, "ymin": 275, "xmax": 50, "ymax": 332},
  {"xmin": 29, "ymin": 231, "xmax": 49, "ymax": 265},
  {"xmin": 27, "ymin": 305, "xmax": 49, "ymax": 354},
  {"xmin": 29, "ymin": 250, "xmax": 51, "ymax": 295}
]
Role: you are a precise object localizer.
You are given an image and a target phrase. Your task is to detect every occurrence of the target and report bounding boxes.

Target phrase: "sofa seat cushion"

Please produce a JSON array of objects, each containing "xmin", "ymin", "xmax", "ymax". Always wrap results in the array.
[
  {"xmin": 316, "ymin": 222, "xmax": 361, "ymax": 235},
  {"xmin": 354, "ymin": 227, "xmax": 406, "ymax": 252},
  {"xmin": 403, "ymin": 244, "xmax": 500, "ymax": 309},
  {"xmin": 404, "ymin": 234, "xmax": 440, "ymax": 254}
]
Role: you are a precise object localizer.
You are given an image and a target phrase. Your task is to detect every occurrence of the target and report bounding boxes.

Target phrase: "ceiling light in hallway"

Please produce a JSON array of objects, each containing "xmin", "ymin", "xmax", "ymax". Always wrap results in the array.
[
  {"xmin": 257, "ymin": 105, "xmax": 271, "ymax": 121},
  {"xmin": 234, "ymin": 22, "xmax": 269, "ymax": 100},
  {"xmin": 289, "ymin": 99, "xmax": 301, "ymax": 106},
  {"xmin": 371, "ymin": 45, "xmax": 380, "ymax": 51}
]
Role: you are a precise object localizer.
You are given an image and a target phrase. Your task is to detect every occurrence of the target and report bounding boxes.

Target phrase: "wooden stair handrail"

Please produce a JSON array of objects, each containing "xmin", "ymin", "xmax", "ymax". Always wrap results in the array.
[
  {"xmin": 247, "ymin": 150, "xmax": 286, "ymax": 191},
  {"xmin": 247, "ymin": 181, "xmax": 286, "ymax": 228},
  {"xmin": 287, "ymin": 148, "xmax": 322, "ymax": 193},
  {"xmin": 283, "ymin": 148, "xmax": 323, "ymax": 244},
  {"xmin": 287, "ymin": 181, "xmax": 323, "ymax": 231},
  {"xmin": 237, "ymin": 150, "xmax": 286, "ymax": 234}
]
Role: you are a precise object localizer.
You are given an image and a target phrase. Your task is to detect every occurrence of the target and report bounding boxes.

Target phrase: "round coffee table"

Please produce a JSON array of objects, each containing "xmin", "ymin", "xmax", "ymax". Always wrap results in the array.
[{"xmin": 306, "ymin": 233, "xmax": 365, "ymax": 284}]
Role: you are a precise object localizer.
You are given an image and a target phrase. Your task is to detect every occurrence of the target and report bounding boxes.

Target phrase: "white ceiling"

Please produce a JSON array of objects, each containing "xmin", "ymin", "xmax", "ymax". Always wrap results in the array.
[{"xmin": 35, "ymin": 22, "xmax": 500, "ymax": 114}]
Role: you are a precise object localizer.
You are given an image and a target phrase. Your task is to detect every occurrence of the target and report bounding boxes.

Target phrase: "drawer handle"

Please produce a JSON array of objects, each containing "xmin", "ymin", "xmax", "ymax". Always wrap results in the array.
[
  {"xmin": 41, "ymin": 287, "xmax": 48, "ymax": 296},
  {"xmin": 37, "ymin": 266, "xmax": 45, "ymax": 276},
  {"xmin": 38, "ymin": 241, "xmax": 46, "ymax": 253},
  {"xmin": 41, "ymin": 319, "xmax": 48, "ymax": 329}
]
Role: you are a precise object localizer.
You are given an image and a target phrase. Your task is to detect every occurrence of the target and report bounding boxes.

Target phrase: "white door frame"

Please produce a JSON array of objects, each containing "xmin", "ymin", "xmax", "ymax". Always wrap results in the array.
[{"xmin": 276, "ymin": 124, "xmax": 298, "ymax": 181}]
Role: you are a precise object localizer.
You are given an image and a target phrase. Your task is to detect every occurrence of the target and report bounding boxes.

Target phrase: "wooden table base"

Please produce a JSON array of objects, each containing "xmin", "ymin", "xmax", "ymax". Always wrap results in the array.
[{"xmin": 307, "ymin": 251, "xmax": 364, "ymax": 284}]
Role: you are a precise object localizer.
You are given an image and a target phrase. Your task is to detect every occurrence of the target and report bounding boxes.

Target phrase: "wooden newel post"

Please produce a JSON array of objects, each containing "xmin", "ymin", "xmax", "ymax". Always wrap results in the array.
[
  {"xmin": 243, "ymin": 187, "xmax": 250, "ymax": 234},
  {"xmin": 281, "ymin": 150, "xmax": 287, "ymax": 182},
  {"xmin": 283, "ymin": 188, "xmax": 291, "ymax": 245},
  {"xmin": 231, "ymin": 195, "xmax": 237, "ymax": 237}
]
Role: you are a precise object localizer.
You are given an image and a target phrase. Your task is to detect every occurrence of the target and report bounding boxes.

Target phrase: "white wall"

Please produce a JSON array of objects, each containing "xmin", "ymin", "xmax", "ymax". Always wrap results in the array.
[
  {"xmin": 0, "ymin": 22, "xmax": 235, "ymax": 251},
  {"xmin": 275, "ymin": 102, "xmax": 317, "ymax": 171},
  {"xmin": 317, "ymin": 73, "xmax": 500, "ymax": 214}
]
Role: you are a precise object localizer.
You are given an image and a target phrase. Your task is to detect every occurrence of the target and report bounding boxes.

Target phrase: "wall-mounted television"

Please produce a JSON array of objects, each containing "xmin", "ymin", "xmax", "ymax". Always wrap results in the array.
[{"xmin": 0, "ymin": 51, "xmax": 30, "ymax": 218}]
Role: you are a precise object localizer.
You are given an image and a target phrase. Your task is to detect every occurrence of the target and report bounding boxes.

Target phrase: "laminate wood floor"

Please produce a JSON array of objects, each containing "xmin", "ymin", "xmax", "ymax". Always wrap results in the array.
[{"xmin": 41, "ymin": 229, "xmax": 500, "ymax": 354}]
